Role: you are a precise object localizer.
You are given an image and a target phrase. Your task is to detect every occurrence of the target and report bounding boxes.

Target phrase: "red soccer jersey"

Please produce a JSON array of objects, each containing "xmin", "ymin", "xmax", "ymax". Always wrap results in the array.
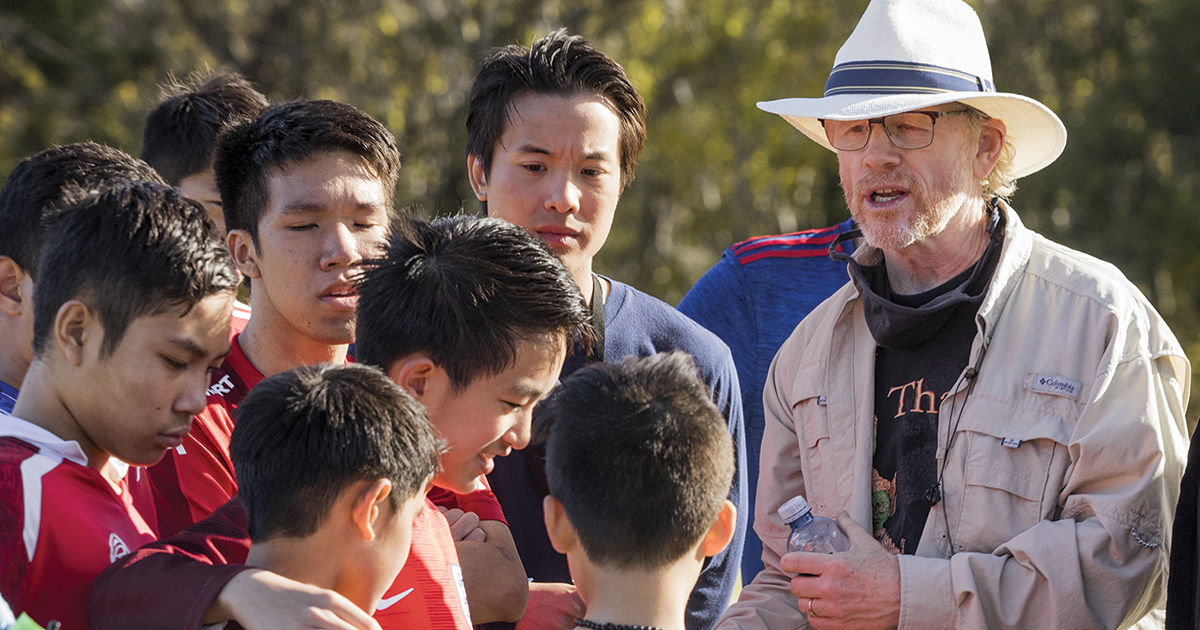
[
  {"xmin": 374, "ymin": 499, "xmax": 473, "ymax": 629},
  {"xmin": 229, "ymin": 301, "xmax": 251, "ymax": 340},
  {"xmin": 138, "ymin": 334, "xmax": 263, "ymax": 537},
  {"xmin": 426, "ymin": 476, "xmax": 508, "ymax": 525},
  {"xmin": 0, "ymin": 417, "xmax": 156, "ymax": 630},
  {"xmin": 88, "ymin": 496, "xmax": 472, "ymax": 630}
]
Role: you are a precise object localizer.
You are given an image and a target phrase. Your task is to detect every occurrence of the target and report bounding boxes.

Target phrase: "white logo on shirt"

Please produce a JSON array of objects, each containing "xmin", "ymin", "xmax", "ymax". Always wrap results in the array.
[
  {"xmin": 108, "ymin": 533, "xmax": 130, "ymax": 563},
  {"xmin": 376, "ymin": 588, "xmax": 414, "ymax": 610},
  {"xmin": 207, "ymin": 375, "xmax": 235, "ymax": 397},
  {"xmin": 451, "ymin": 564, "xmax": 472, "ymax": 625}
]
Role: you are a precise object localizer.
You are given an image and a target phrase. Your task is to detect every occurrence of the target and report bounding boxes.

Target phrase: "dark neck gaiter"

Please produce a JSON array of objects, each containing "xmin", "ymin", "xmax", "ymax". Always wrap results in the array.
[{"xmin": 828, "ymin": 200, "xmax": 1005, "ymax": 349}]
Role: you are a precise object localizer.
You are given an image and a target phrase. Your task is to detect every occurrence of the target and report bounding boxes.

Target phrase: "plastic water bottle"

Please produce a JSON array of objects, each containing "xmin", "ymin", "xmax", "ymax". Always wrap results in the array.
[{"xmin": 781, "ymin": 495, "xmax": 849, "ymax": 553}]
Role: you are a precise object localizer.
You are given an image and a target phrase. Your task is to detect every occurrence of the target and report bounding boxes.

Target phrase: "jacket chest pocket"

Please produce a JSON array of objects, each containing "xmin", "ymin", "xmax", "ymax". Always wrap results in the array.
[
  {"xmin": 948, "ymin": 397, "xmax": 1074, "ymax": 552},
  {"xmin": 789, "ymin": 365, "xmax": 838, "ymax": 511}
]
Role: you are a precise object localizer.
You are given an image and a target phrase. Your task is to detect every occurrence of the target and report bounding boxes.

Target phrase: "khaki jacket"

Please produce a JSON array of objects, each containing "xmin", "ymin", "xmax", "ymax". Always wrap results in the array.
[{"xmin": 720, "ymin": 205, "xmax": 1189, "ymax": 630}]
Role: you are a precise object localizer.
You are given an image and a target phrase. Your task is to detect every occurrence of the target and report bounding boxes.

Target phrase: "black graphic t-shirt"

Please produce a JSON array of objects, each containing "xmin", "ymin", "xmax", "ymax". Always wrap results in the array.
[{"xmin": 870, "ymin": 266, "xmax": 982, "ymax": 554}]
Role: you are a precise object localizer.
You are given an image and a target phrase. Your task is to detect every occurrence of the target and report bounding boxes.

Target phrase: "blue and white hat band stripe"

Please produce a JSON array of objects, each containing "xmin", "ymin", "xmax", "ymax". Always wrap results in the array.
[{"xmin": 824, "ymin": 60, "xmax": 996, "ymax": 97}]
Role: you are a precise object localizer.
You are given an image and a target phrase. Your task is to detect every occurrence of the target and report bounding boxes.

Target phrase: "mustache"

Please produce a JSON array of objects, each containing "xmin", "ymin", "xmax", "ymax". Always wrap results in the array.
[{"xmin": 848, "ymin": 173, "xmax": 922, "ymax": 198}]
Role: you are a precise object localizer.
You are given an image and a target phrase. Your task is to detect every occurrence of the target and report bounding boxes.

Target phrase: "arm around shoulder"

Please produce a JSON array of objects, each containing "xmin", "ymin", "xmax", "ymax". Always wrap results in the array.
[{"xmin": 455, "ymin": 518, "xmax": 529, "ymax": 623}]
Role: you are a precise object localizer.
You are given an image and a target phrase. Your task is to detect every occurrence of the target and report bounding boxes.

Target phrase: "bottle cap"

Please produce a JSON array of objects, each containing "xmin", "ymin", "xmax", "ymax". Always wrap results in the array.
[{"xmin": 779, "ymin": 495, "xmax": 812, "ymax": 524}]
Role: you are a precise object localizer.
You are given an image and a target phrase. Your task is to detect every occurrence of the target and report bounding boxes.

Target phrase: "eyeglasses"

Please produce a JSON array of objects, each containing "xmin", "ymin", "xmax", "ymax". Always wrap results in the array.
[{"xmin": 820, "ymin": 110, "xmax": 972, "ymax": 151}]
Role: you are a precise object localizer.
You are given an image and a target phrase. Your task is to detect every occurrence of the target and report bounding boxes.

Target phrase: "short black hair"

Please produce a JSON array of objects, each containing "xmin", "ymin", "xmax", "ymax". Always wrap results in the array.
[
  {"xmin": 32, "ymin": 181, "xmax": 238, "ymax": 357},
  {"xmin": 214, "ymin": 99, "xmax": 401, "ymax": 244},
  {"xmin": 231, "ymin": 363, "xmax": 442, "ymax": 542},
  {"xmin": 355, "ymin": 215, "xmax": 593, "ymax": 389},
  {"xmin": 537, "ymin": 352, "xmax": 735, "ymax": 569},
  {"xmin": 140, "ymin": 69, "xmax": 269, "ymax": 185},
  {"xmin": 0, "ymin": 142, "xmax": 165, "ymax": 279},
  {"xmin": 466, "ymin": 29, "xmax": 647, "ymax": 191}
]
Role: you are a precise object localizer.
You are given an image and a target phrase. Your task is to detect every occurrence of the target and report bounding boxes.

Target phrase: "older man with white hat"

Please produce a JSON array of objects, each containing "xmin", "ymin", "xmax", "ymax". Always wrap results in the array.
[{"xmin": 718, "ymin": 0, "xmax": 1189, "ymax": 629}]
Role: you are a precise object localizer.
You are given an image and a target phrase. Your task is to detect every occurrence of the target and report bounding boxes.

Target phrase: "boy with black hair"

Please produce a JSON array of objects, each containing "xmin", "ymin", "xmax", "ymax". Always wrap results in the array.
[
  {"xmin": 233, "ymin": 363, "xmax": 441, "ymax": 618},
  {"xmin": 91, "ymin": 215, "xmax": 592, "ymax": 630},
  {"xmin": 141, "ymin": 69, "xmax": 268, "ymax": 233},
  {"xmin": 465, "ymin": 30, "xmax": 746, "ymax": 630},
  {"xmin": 140, "ymin": 94, "xmax": 533, "ymax": 627},
  {"xmin": 0, "ymin": 181, "xmax": 238, "ymax": 630},
  {"xmin": 145, "ymin": 98, "xmax": 399, "ymax": 538},
  {"xmin": 538, "ymin": 352, "xmax": 737, "ymax": 630},
  {"xmin": 0, "ymin": 142, "xmax": 165, "ymax": 414}
]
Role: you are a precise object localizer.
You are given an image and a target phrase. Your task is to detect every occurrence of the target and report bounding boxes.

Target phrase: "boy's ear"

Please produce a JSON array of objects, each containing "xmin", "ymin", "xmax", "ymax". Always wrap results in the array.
[
  {"xmin": 351, "ymin": 478, "xmax": 394, "ymax": 542},
  {"xmin": 0, "ymin": 257, "xmax": 28, "ymax": 317},
  {"xmin": 466, "ymin": 154, "xmax": 488, "ymax": 202},
  {"xmin": 54, "ymin": 300, "xmax": 96, "ymax": 366},
  {"xmin": 543, "ymin": 495, "xmax": 579, "ymax": 555},
  {"xmin": 699, "ymin": 500, "xmax": 737, "ymax": 558},
  {"xmin": 387, "ymin": 356, "xmax": 438, "ymax": 401},
  {"xmin": 227, "ymin": 229, "xmax": 261, "ymax": 280}
]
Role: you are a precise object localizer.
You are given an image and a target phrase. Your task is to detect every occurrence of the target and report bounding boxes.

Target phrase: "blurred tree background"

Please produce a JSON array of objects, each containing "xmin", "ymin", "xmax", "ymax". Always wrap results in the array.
[{"xmin": 2, "ymin": 0, "xmax": 1198, "ymax": 405}]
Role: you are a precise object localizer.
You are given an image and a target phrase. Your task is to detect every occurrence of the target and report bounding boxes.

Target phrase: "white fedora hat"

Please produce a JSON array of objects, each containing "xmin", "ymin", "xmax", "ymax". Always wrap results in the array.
[{"xmin": 758, "ymin": 0, "xmax": 1067, "ymax": 178}]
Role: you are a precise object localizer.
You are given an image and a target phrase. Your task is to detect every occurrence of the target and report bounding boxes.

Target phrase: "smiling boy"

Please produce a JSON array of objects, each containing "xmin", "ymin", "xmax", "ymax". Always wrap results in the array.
[
  {"xmin": 89, "ymin": 215, "xmax": 592, "ymax": 630},
  {"xmin": 143, "ymin": 99, "xmax": 399, "ymax": 538},
  {"xmin": 0, "ymin": 181, "xmax": 237, "ymax": 630}
]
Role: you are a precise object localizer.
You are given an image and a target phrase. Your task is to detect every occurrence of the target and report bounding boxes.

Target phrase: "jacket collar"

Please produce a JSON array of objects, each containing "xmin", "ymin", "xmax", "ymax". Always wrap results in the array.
[{"xmin": 974, "ymin": 200, "xmax": 1033, "ymax": 336}]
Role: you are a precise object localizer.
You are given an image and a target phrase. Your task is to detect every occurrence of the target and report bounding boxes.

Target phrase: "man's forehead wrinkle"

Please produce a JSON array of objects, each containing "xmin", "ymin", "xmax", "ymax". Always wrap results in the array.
[{"xmin": 516, "ymin": 144, "xmax": 552, "ymax": 156}]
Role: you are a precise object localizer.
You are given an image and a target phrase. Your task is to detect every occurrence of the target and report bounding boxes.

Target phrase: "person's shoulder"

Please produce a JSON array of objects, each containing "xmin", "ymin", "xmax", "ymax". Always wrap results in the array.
[
  {"xmin": 1008, "ymin": 224, "xmax": 1183, "ymax": 359},
  {"xmin": 0, "ymin": 434, "xmax": 38, "ymax": 466},
  {"xmin": 412, "ymin": 499, "xmax": 462, "ymax": 569},
  {"xmin": 1020, "ymin": 230, "xmax": 1162, "ymax": 319},
  {"xmin": 0, "ymin": 436, "xmax": 42, "ymax": 512},
  {"xmin": 607, "ymin": 280, "xmax": 734, "ymax": 368},
  {"xmin": 725, "ymin": 219, "xmax": 855, "ymax": 268}
]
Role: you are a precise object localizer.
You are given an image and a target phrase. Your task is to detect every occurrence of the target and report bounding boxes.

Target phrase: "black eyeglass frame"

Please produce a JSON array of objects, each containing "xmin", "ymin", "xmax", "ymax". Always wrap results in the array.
[{"xmin": 819, "ymin": 109, "xmax": 973, "ymax": 151}]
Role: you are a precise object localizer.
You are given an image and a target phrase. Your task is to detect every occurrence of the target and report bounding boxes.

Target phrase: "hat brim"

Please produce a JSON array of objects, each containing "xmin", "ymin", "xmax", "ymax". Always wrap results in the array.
[{"xmin": 758, "ymin": 92, "xmax": 1066, "ymax": 178}]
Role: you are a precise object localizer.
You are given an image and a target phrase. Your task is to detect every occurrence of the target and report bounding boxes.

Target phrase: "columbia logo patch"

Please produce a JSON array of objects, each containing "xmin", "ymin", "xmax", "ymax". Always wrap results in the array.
[{"xmin": 1028, "ymin": 373, "xmax": 1081, "ymax": 400}]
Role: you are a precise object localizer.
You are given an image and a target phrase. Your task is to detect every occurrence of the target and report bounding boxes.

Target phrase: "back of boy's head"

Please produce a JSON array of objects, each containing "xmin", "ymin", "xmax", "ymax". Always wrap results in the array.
[
  {"xmin": 140, "ymin": 69, "xmax": 269, "ymax": 185},
  {"xmin": 31, "ymin": 180, "xmax": 238, "ymax": 358},
  {"xmin": 536, "ymin": 352, "xmax": 734, "ymax": 570},
  {"xmin": 231, "ymin": 363, "xmax": 441, "ymax": 542},
  {"xmin": 0, "ymin": 142, "xmax": 165, "ymax": 280},
  {"xmin": 214, "ymin": 99, "xmax": 401, "ymax": 245},
  {"xmin": 355, "ymin": 215, "xmax": 593, "ymax": 389}
]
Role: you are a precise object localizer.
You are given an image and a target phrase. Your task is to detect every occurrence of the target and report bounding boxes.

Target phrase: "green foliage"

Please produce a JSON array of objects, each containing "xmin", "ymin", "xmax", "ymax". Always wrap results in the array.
[{"xmin": 2, "ymin": 0, "xmax": 1198, "ymax": 408}]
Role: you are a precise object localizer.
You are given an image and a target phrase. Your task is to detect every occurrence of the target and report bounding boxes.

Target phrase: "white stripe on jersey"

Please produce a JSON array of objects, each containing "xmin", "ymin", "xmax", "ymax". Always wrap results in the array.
[{"xmin": 21, "ymin": 450, "xmax": 62, "ymax": 562}]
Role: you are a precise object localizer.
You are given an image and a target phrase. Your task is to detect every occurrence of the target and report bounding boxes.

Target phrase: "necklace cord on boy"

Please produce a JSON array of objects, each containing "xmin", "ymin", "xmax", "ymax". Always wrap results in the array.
[{"xmin": 575, "ymin": 618, "xmax": 664, "ymax": 630}]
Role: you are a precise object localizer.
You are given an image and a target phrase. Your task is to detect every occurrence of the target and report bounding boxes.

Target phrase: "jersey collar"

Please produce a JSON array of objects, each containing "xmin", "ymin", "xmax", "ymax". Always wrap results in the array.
[{"xmin": 0, "ymin": 414, "xmax": 129, "ymax": 480}]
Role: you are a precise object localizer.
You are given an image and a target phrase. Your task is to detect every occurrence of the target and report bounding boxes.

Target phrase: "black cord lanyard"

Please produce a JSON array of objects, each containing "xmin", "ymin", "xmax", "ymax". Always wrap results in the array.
[
  {"xmin": 523, "ymin": 274, "xmax": 608, "ymax": 500},
  {"xmin": 591, "ymin": 273, "xmax": 606, "ymax": 361}
]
